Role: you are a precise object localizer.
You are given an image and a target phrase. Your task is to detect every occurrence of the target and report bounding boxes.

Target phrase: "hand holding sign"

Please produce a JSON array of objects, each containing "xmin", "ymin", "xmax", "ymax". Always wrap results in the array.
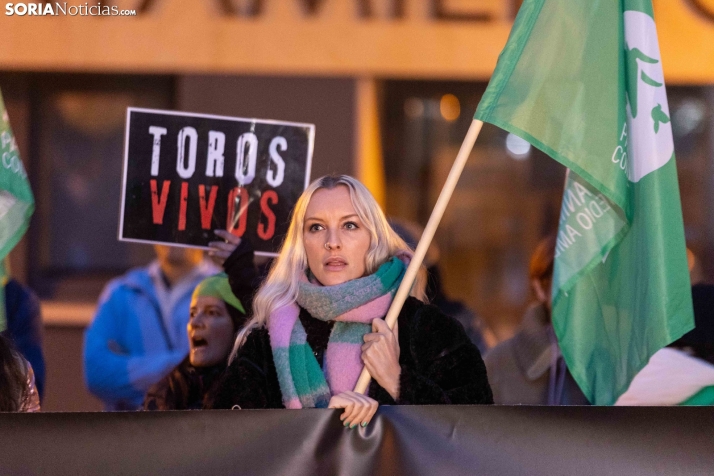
[
  {"xmin": 119, "ymin": 108, "xmax": 314, "ymax": 255},
  {"xmin": 208, "ymin": 229, "xmax": 241, "ymax": 266}
]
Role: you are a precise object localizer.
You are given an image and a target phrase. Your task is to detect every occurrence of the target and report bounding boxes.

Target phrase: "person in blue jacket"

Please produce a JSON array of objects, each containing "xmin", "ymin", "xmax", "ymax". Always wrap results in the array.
[
  {"xmin": 2, "ymin": 278, "xmax": 45, "ymax": 400},
  {"xmin": 83, "ymin": 245, "xmax": 218, "ymax": 410}
]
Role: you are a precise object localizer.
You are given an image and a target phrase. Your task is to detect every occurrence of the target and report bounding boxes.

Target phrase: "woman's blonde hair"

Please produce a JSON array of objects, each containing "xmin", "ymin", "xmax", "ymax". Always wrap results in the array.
[{"xmin": 230, "ymin": 174, "xmax": 426, "ymax": 360}]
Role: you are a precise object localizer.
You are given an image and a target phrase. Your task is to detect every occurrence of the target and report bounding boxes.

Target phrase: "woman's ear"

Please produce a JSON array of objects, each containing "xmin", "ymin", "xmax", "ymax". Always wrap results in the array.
[{"xmin": 532, "ymin": 278, "xmax": 548, "ymax": 304}]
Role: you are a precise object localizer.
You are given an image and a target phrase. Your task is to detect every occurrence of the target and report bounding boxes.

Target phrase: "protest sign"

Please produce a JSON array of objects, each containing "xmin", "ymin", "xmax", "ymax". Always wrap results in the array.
[{"xmin": 119, "ymin": 108, "xmax": 314, "ymax": 255}]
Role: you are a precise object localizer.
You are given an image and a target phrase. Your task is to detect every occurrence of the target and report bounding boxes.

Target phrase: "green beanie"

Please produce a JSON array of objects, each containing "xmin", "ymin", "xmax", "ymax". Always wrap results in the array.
[{"xmin": 191, "ymin": 273, "xmax": 245, "ymax": 315}]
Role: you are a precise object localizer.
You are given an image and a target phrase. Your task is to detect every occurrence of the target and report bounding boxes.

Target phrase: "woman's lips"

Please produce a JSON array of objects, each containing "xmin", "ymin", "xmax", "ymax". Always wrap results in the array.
[
  {"xmin": 191, "ymin": 336, "xmax": 208, "ymax": 349},
  {"xmin": 324, "ymin": 257, "xmax": 347, "ymax": 271}
]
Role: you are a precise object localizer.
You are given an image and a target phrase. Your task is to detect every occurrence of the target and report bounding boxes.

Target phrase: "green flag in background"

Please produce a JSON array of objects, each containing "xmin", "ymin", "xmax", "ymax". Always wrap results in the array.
[
  {"xmin": 0, "ymin": 90, "xmax": 34, "ymax": 332},
  {"xmin": 475, "ymin": 0, "xmax": 694, "ymax": 404}
]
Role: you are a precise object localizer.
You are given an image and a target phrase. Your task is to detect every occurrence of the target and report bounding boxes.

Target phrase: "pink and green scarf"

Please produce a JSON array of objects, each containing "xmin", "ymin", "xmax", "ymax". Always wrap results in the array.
[{"xmin": 268, "ymin": 254, "xmax": 409, "ymax": 409}]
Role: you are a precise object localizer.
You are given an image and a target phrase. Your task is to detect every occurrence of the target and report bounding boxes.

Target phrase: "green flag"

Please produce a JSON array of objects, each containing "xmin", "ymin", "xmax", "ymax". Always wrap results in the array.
[
  {"xmin": 475, "ymin": 0, "xmax": 694, "ymax": 404},
  {"xmin": 0, "ymin": 90, "xmax": 34, "ymax": 332}
]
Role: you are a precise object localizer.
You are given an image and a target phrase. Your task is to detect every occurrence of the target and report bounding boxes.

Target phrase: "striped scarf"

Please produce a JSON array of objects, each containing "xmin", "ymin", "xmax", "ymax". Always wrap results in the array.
[{"xmin": 268, "ymin": 254, "xmax": 408, "ymax": 409}]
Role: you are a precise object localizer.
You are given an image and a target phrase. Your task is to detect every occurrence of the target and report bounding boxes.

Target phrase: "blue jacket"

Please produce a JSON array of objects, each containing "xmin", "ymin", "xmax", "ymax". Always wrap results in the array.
[
  {"xmin": 83, "ymin": 261, "xmax": 216, "ymax": 410},
  {"xmin": 2, "ymin": 279, "xmax": 45, "ymax": 400}
]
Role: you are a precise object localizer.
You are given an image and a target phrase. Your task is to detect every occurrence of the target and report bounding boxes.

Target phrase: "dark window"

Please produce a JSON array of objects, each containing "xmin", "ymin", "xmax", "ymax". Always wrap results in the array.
[
  {"xmin": 383, "ymin": 80, "xmax": 714, "ymax": 340},
  {"xmin": 18, "ymin": 74, "xmax": 175, "ymax": 300}
]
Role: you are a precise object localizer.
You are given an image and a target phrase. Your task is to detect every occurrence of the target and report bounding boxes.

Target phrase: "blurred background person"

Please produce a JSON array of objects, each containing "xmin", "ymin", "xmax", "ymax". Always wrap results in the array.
[
  {"xmin": 688, "ymin": 247, "xmax": 704, "ymax": 286},
  {"xmin": 83, "ymin": 245, "xmax": 217, "ymax": 411},
  {"xmin": 484, "ymin": 233, "xmax": 589, "ymax": 405},
  {"xmin": 2, "ymin": 275, "xmax": 45, "ymax": 401},
  {"xmin": 0, "ymin": 334, "xmax": 40, "ymax": 412},
  {"xmin": 388, "ymin": 219, "xmax": 493, "ymax": 353},
  {"xmin": 143, "ymin": 273, "xmax": 248, "ymax": 411}
]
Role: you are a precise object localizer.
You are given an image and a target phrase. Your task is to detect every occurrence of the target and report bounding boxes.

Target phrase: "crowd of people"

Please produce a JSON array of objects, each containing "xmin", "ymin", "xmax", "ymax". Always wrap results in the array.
[{"xmin": 0, "ymin": 174, "xmax": 712, "ymax": 415}]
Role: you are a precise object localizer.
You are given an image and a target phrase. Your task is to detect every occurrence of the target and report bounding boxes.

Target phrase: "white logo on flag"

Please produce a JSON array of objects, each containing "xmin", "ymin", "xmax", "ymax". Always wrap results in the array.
[
  {"xmin": 0, "ymin": 190, "xmax": 17, "ymax": 221},
  {"xmin": 624, "ymin": 11, "xmax": 674, "ymax": 183}
]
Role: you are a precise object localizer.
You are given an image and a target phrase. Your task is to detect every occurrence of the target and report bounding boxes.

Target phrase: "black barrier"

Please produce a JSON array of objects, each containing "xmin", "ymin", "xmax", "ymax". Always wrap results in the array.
[{"xmin": 2, "ymin": 406, "xmax": 713, "ymax": 475}]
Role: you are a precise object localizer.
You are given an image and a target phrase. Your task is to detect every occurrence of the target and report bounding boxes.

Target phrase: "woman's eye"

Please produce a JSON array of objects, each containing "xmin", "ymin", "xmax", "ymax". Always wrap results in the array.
[
  {"xmin": 309, "ymin": 223, "xmax": 324, "ymax": 232},
  {"xmin": 344, "ymin": 222, "xmax": 358, "ymax": 230}
]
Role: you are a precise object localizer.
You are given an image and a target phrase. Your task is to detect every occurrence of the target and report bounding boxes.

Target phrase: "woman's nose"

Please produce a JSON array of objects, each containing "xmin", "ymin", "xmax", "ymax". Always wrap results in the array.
[
  {"xmin": 189, "ymin": 314, "xmax": 205, "ymax": 329},
  {"xmin": 326, "ymin": 229, "xmax": 342, "ymax": 250}
]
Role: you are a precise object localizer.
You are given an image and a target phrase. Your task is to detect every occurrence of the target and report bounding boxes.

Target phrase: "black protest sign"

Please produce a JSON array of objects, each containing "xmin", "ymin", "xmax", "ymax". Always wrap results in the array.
[{"xmin": 119, "ymin": 108, "xmax": 314, "ymax": 255}]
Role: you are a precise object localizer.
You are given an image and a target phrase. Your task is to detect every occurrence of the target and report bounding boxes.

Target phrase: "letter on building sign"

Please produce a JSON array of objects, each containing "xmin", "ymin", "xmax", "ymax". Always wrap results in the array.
[
  {"xmin": 685, "ymin": 0, "xmax": 714, "ymax": 23},
  {"xmin": 432, "ymin": 0, "xmax": 492, "ymax": 21},
  {"xmin": 232, "ymin": 0, "xmax": 262, "ymax": 16},
  {"xmin": 235, "ymin": 132, "xmax": 258, "ymax": 185},
  {"xmin": 206, "ymin": 131, "xmax": 226, "ymax": 177},
  {"xmin": 358, "ymin": 0, "xmax": 404, "ymax": 18},
  {"xmin": 267, "ymin": 136, "xmax": 286, "ymax": 187},
  {"xmin": 176, "ymin": 127, "xmax": 198, "ymax": 179}
]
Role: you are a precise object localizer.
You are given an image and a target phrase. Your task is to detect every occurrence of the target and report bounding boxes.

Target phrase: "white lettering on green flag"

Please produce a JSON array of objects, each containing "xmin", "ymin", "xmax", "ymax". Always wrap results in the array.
[
  {"xmin": 0, "ymin": 90, "xmax": 34, "ymax": 331},
  {"xmin": 475, "ymin": 0, "xmax": 694, "ymax": 404}
]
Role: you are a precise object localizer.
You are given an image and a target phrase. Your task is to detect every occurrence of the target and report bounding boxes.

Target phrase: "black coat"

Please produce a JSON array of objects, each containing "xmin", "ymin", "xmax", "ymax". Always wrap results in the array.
[
  {"xmin": 484, "ymin": 303, "xmax": 589, "ymax": 405},
  {"xmin": 208, "ymin": 296, "xmax": 493, "ymax": 409},
  {"xmin": 2, "ymin": 279, "xmax": 45, "ymax": 400}
]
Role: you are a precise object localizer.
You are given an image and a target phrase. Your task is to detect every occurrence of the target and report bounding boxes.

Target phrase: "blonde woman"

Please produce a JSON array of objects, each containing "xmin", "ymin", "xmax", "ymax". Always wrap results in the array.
[{"xmin": 209, "ymin": 175, "xmax": 492, "ymax": 426}]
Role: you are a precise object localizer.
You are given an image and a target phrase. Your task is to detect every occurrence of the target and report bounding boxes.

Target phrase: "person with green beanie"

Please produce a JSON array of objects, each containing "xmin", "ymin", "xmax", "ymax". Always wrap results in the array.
[{"xmin": 143, "ymin": 273, "xmax": 247, "ymax": 410}]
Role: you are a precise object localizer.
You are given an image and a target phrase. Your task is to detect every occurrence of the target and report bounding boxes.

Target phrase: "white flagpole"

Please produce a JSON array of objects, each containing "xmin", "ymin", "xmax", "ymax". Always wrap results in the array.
[{"xmin": 353, "ymin": 119, "xmax": 484, "ymax": 395}]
